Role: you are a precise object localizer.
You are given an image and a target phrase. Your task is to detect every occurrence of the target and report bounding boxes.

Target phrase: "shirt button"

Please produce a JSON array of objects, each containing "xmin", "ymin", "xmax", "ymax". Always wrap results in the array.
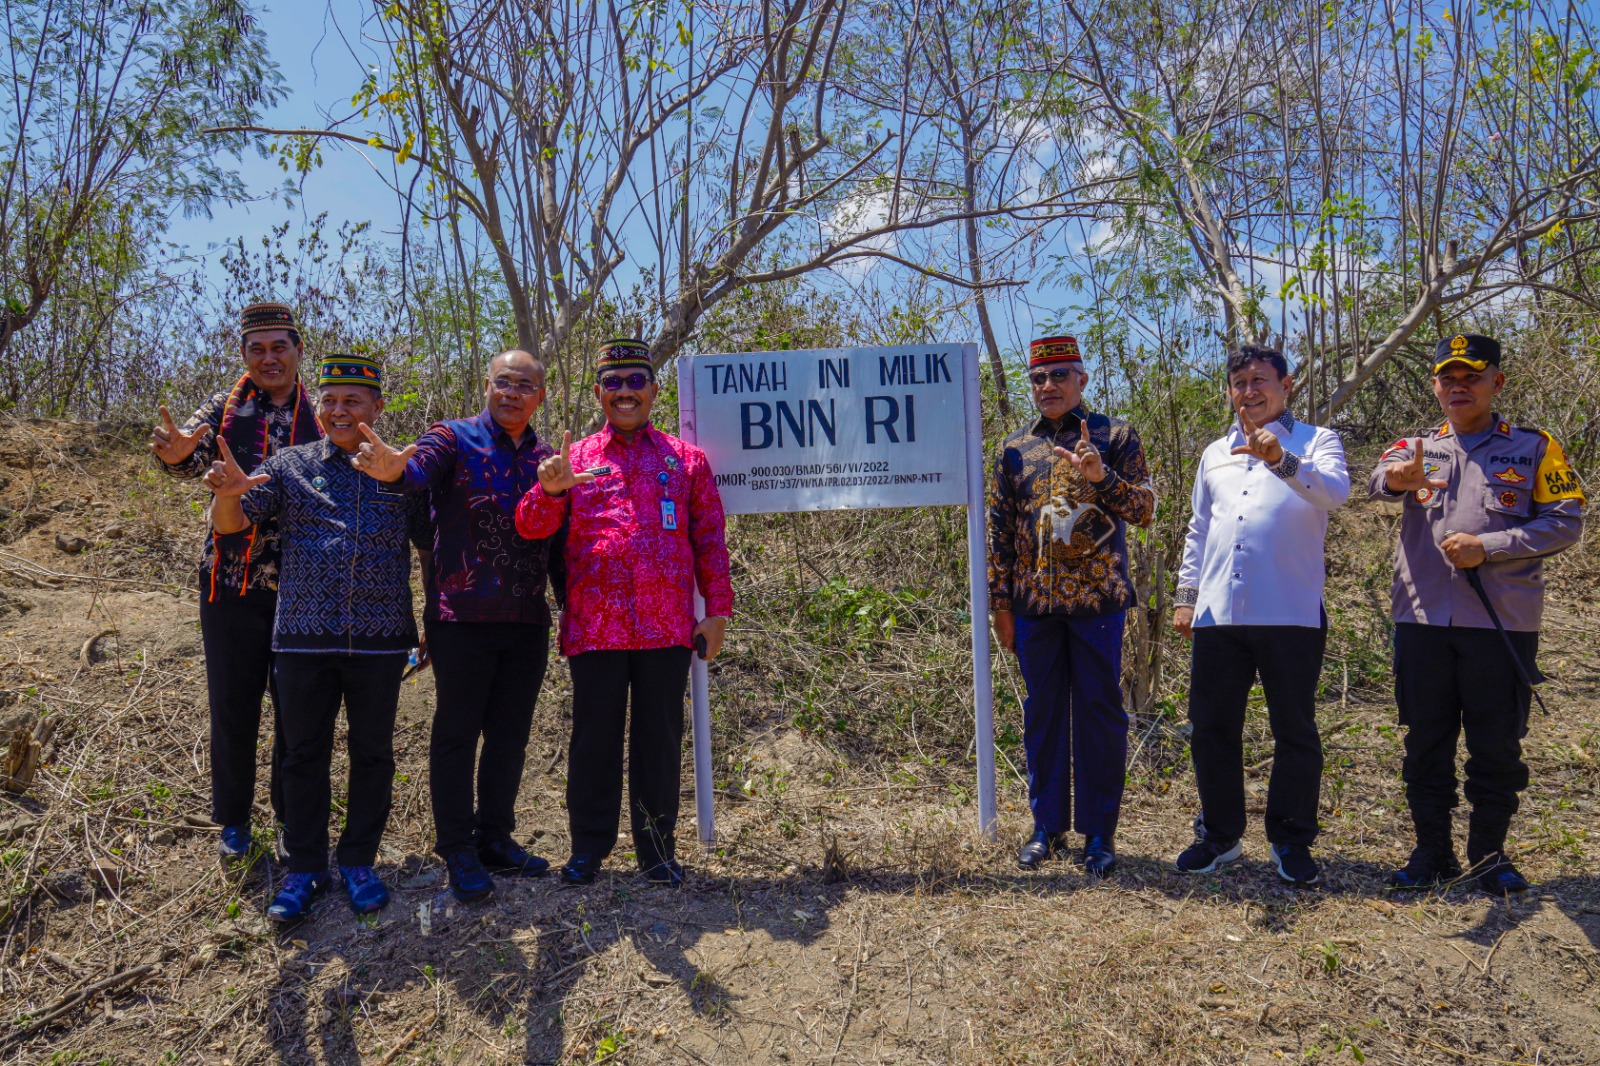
[
  {"xmin": 1233, "ymin": 572, "xmax": 1241, "ymax": 578},
  {"xmin": 1242, "ymin": 490, "xmax": 1248, "ymax": 496},
  {"xmin": 1237, "ymin": 515, "xmax": 1244, "ymax": 521}
]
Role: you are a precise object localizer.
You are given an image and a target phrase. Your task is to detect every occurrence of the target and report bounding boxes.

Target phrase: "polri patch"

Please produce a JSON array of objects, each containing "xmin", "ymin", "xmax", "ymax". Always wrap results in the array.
[{"xmin": 1492, "ymin": 466, "xmax": 1528, "ymax": 484}]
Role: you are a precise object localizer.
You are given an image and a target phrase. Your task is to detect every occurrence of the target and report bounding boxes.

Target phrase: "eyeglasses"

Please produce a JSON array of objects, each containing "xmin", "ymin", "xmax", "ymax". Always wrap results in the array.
[
  {"xmin": 599, "ymin": 372, "xmax": 653, "ymax": 391},
  {"xmin": 490, "ymin": 377, "xmax": 544, "ymax": 395},
  {"xmin": 1029, "ymin": 368, "xmax": 1077, "ymax": 387}
]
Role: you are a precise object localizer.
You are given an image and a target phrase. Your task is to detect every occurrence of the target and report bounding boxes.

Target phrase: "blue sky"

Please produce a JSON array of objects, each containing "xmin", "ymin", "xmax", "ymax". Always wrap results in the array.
[{"xmin": 164, "ymin": 0, "xmax": 402, "ymax": 261}]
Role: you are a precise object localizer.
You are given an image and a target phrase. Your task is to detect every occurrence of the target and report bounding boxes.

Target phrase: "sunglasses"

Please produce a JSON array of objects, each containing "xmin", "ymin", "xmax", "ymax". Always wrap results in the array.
[
  {"xmin": 599, "ymin": 372, "xmax": 653, "ymax": 391},
  {"xmin": 1029, "ymin": 368, "xmax": 1077, "ymax": 387}
]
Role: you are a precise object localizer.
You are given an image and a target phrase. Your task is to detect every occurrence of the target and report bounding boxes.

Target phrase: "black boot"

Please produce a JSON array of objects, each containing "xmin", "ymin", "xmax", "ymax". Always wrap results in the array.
[
  {"xmin": 1467, "ymin": 812, "xmax": 1529, "ymax": 896},
  {"xmin": 1389, "ymin": 811, "xmax": 1462, "ymax": 890}
]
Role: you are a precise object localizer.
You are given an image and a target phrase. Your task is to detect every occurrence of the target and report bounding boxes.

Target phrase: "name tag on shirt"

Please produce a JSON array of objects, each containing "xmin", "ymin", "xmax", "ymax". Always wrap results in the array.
[{"xmin": 661, "ymin": 498, "xmax": 678, "ymax": 530}]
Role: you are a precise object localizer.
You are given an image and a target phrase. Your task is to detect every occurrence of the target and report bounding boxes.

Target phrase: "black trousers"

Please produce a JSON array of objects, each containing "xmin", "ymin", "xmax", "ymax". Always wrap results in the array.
[
  {"xmin": 199, "ymin": 586, "xmax": 284, "ymax": 827},
  {"xmin": 272, "ymin": 652, "xmax": 404, "ymax": 873},
  {"xmin": 567, "ymin": 646, "xmax": 692, "ymax": 866},
  {"xmin": 1394, "ymin": 623, "xmax": 1535, "ymax": 858},
  {"xmin": 1188, "ymin": 622, "xmax": 1327, "ymax": 847},
  {"xmin": 425, "ymin": 620, "xmax": 550, "ymax": 856}
]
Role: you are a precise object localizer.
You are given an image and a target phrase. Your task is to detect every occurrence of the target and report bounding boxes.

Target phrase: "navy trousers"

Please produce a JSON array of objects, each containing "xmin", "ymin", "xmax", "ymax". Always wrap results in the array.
[{"xmin": 1014, "ymin": 611, "xmax": 1128, "ymax": 837}]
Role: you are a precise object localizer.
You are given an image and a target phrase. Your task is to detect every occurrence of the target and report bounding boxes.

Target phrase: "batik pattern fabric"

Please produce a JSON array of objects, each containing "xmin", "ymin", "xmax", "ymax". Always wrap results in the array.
[
  {"xmin": 239, "ymin": 439, "xmax": 432, "ymax": 655},
  {"xmin": 514, "ymin": 422, "xmax": 734, "ymax": 655},
  {"xmin": 397, "ymin": 410, "xmax": 557, "ymax": 625},
  {"xmin": 157, "ymin": 382, "xmax": 323, "ymax": 596},
  {"xmin": 987, "ymin": 408, "xmax": 1156, "ymax": 618}
]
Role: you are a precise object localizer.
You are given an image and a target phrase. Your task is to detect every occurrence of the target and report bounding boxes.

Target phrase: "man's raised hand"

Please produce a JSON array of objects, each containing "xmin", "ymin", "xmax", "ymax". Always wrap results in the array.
[
  {"xmin": 536, "ymin": 431, "xmax": 597, "ymax": 495},
  {"xmin": 1052, "ymin": 417, "xmax": 1107, "ymax": 482},
  {"xmin": 1230, "ymin": 408, "xmax": 1285, "ymax": 465},
  {"xmin": 203, "ymin": 438, "xmax": 270, "ymax": 497},
  {"xmin": 148, "ymin": 405, "xmax": 210, "ymax": 464},
  {"xmin": 351, "ymin": 423, "xmax": 416, "ymax": 482},
  {"xmin": 1384, "ymin": 437, "xmax": 1449, "ymax": 493}
]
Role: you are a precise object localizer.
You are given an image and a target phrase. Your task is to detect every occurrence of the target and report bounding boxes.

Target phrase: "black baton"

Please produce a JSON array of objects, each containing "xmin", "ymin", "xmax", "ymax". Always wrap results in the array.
[{"xmin": 1460, "ymin": 565, "xmax": 1548, "ymax": 716}]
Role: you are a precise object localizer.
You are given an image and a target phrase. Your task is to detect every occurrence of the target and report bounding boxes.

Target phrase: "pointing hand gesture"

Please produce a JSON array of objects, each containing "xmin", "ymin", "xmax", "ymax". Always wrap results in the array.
[
  {"xmin": 148, "ymin": 405, "xmax": 211, "ymax": 464},
  {"xmin": 202, "ymin": 438, "xmax": 271, "ymax": 497},
  {"xmin": 1230, "ymin": 408, "xmax": 1285, "ymax": 465},
  {"xmin": 1053, "ymin": 417, "xmax": 1107, "ymax": 483},
  {"xmin": 1384, "ymin": 437, "xmax": 1449, "ymax": 494},
  {"xmin": 536, "ymin": 431, "xmax": 597, "ymax": 495},
  {"xmin": 350, "ymin": 423, "xmax": 416, "ymax": 483}
]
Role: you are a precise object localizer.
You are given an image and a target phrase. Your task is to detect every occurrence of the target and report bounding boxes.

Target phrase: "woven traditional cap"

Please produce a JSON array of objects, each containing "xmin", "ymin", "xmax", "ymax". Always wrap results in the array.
[
  {"xmin": 318, "ymin": 354, "xmax": 382, "ymax": 390},
  {"xmin": 240, "ymin": 301, "xmax": 298, "ymax": 340},
  {"xmin": 1029, "ymin": 336, "xmax": 1082, "ymax": 367},
  {"xmin": 1433, "ymin": 333, "xmax": 1501, "ymax": 374},
  {"xmin": 595, "ymin": 337, "xmax": 653, "ymax": 374}
]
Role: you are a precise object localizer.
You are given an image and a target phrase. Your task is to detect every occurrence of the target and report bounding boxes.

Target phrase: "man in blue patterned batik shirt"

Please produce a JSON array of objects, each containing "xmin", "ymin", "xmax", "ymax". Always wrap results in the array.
[
  {"xmin": 351, "ymin": 349, "xmax": 560, "ymax": 904},
  {"xmin": 208, "ymin": 354, "xmax": 432, "ymax": 923}
]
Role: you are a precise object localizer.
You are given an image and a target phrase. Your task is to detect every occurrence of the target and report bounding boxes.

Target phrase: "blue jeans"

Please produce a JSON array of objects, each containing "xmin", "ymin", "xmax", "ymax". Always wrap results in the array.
[{"xmin": 1015, "ymin": 611, "xmax": 1128, "ymax": 837}]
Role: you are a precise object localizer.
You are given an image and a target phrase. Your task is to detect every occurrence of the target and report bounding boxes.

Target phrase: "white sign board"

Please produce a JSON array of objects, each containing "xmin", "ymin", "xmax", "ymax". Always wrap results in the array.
[
  {"xmin": 677, "ymin": 344, "xmax": 996, "ymax": 846},
  {"xmin": 679, "ymin": 345, "xmax": 969, "ymax": 514}
]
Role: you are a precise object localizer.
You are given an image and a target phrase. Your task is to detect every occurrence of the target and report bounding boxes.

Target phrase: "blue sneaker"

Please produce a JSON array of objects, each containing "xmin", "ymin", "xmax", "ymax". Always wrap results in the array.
[
  {"xmin": 266, "ymin": 871, "xmax": 328, "ymax": 923},
  {"xmin": 445, "ymin": 852, "xmax": 495, "ymax": 903},
  {"xmin": 339, "ymin": 865, "xmax": 390, "ymax": 915},
  {"xmin": 217, "ymin": 824, "xmax": 252, "ymax": 864}
]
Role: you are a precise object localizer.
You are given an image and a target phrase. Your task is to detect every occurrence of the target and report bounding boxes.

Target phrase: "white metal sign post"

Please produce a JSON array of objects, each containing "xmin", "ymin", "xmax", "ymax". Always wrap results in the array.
[{"xmin": 677, "ymin": 343, "xmax": 996, "ymax": 844}]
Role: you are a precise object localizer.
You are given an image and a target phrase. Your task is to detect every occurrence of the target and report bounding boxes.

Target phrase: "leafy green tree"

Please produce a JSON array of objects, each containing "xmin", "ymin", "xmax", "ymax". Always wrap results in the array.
[{"xmin": 0, "ymin": 0, "xmax": 282, "ymax": 371}]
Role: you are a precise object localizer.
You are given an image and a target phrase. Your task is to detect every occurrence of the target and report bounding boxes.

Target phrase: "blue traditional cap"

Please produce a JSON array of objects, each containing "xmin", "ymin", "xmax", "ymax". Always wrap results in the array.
[{"xmin": 318, "ymin": 353, "xmax": 382, "ymax": 390}]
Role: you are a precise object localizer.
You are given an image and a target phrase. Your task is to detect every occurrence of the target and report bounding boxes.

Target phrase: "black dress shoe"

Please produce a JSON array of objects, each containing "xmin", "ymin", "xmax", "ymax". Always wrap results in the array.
[
  {"xmin": 642, "ymin": 858, "xmax": 686, "ymax": 886},
  {"xmin": 1017, "ymin": 830, "xmax": 1061, "ymax": 870},
  {"xmin": 1083, "ymin": 835, "xmax": 1116, "ymax": 878},
  {"xmin": 478, "ymin": 836, "xmax": 551, "ymax": 877},
  {"xmin": 560, "ymin": 853, "xmax": 601, "ymax": 885}
]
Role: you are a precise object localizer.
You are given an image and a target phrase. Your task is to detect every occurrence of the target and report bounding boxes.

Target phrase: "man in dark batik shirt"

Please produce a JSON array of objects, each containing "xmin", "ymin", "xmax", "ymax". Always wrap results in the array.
[
  {"xmin": 989, "ymin": 336, "xmax": 1155, "ymax": 878},
  {"xmin": 148, "ymin": 302, "xmax": 322, "ymax": 864},
  {"xmin": 353, "ymin": 349, "xmax": 560, "ymax": 903},
  {"xmin": 210, "ymin": 354, "xmax": 431, "ymax": 924}
]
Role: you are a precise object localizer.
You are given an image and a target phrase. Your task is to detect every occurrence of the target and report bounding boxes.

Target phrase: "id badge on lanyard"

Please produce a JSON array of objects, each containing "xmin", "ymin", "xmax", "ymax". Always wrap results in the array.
[{"xmin": 660, "ymin": 498, "xmax": 678, "ymax": 531}]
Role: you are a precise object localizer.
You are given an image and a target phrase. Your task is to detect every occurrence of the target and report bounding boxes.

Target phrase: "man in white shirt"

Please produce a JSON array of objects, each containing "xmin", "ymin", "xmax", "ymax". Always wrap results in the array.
[{"xmin": 1171, "ymin": 346, "xmax": 1350, "ymax": 885}]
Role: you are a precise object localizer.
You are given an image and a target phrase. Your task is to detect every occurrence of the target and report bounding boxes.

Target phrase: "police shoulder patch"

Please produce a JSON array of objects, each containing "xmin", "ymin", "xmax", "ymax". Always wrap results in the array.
[{"xmin": 1533, "ymin": 430, "xmax": 1585, "ymax": 504}]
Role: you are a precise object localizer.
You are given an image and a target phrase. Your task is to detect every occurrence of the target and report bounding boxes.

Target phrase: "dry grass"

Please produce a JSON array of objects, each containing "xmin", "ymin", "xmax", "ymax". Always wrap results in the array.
[{"xmin": 0, "ymin": 419, "xmax": 1597, "ymax": 1065}]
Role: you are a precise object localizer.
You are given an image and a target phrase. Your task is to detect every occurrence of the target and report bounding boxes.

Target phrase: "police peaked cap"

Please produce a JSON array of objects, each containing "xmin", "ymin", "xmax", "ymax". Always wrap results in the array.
[{"xmin": 1433, "ymin": 333, "xmax": 1502, "ymax": 374}]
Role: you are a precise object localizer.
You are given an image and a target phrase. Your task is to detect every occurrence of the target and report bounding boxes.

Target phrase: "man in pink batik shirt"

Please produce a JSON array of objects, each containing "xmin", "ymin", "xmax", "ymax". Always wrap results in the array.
[{"xmin": 515, "ymin": 337, "xmax": 733, "ymax": 887}]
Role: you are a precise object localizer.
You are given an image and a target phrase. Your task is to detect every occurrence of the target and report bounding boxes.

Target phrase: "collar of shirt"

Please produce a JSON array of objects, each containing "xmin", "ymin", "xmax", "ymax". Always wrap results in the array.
[
  {"xmin": 600, "ymin": 420, "xmax": 661, "ymax": 453},
  {"xmin": 1029, "ymin": 406, "xmax": 1089, "ymax": 438},
  {"xmin": 317, "ymin": 437, "xmax": 356, "ymax": 464},
  {"xmin": 1228, "ymin": 409, "xmax": 1297, "ymax": 444},
  {"xmin": 472, "ymin": 408, "xmax": 543, "ymax": 453},
  {"xmin": 1434, "ymin": 414, "xmax": 1512, "ymax": 440}
]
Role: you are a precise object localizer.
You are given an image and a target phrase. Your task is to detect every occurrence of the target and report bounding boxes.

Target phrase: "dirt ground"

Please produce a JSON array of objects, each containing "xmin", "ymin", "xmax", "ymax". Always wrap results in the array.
[{"xmin": 1, "ymin": 417, "xmax": 1598, "ymax": 1065}]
